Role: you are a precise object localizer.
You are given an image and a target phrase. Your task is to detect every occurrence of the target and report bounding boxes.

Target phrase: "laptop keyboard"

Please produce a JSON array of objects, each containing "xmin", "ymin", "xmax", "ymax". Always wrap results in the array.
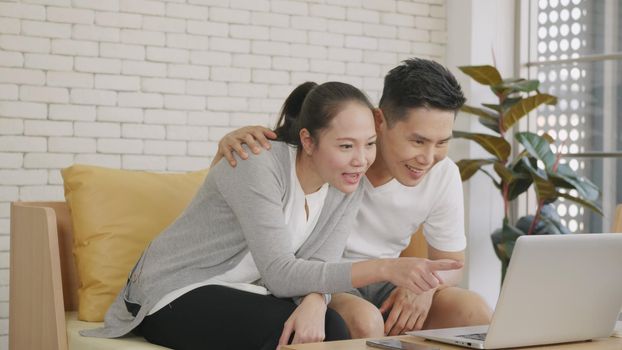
[{"xmin": 457, "ymin": 333, "xmax": 487, "ymax": 341}]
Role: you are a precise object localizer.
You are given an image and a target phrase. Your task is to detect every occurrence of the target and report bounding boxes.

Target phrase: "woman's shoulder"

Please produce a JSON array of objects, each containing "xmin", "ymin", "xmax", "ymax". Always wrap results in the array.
[
  {"xmin": 264, "ymin": 140, "xmax": 291, "ymax": 162},
  {"xmin": 244, "ymin": 140, "xmax": 291, "ymax": 172},
  {"xmin": 210, "ymin": 140, "xmax": 292, "ymax": 185}
]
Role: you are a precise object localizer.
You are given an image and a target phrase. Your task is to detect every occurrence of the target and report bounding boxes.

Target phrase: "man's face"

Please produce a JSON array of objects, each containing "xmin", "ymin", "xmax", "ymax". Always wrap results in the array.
[{"xmin": 376, "ymin": 107, "xmax": 454, "ymax": 187}]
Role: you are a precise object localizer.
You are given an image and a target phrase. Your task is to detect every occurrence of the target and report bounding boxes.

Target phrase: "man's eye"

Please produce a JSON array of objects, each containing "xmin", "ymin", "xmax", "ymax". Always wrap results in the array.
[{"xmin": 340, "ymin": 144, "xmax": 353, "ymax": 149}]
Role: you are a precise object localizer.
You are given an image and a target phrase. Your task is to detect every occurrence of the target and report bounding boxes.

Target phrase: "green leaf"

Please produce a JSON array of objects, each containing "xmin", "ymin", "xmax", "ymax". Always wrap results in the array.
[
  {"xmin": 520, "ymin": 158, "xmax": 558, "ymax": 203},
  {"xmin": 491, "ymin": 228, "xmax": 508, "ymax": 261},
  {"xmin": 493, "ymin": 162, "xmax": 530, "ymax": 187},
  {"xmin": 537, "ymin": 205, "xmax": 571, "ymax": 235},
  {"xmin": 557, "ymin": 191, "xmax": 603, "ymax": 216},
  {"xmin": 493, "ymin": 162, "xmax": 513, "ymax": 184},
  {"xmin": 492, "ymin": 79, "xmax": 540, "ymax": 96},
  {"xmin": 536, "ymin": 214, "xmax": 565, "ymax": 235},
  {"xmin": 515, "ymin": 132, "xmax": 557, "ymax": 169},
  {"xmin": 456, "ymin": 159, "xmax": 496, "ymax": 181},
  {"xmin": 478, "ymin": 118, "xmax": 502, "ymax": 133},
  {"xmin": 501, "ymin": 97, "xmax": 523, "ymax": 111},
  {"xmin": 549, "ymin": 169, "xmax": 600, "ymax": 201},
  {"xmin": 509, "ymin": 149, "xmax": 530, "ymax": 167},
  {"xmin": 554, "ymin": 164, "xmax": 600, "ymax": 199},
  {"xmin": 482, "ymin": 103, "xmax": 501, "ymax": 112},
  {"xmin": 532, "ymin": 173, "xmax": 559, "ymax": 204},
  {"xmin": 453, "ymin": 131, "xmax": 511, "ymax": 161},
  {"xmin": 460, "ymin": 105, "xmax": 501, "ymax": 133},
  {"xmin": 458, "ymin": 65, "xmax": 503, "ymax": 86},
  {"xmin": 499, "ymin": 220, "xmax": 524, "ymax": 258},
  {"xmin": 507, "ymin": 79, "xmax": 540, "ymax": 92},
  {"xmin": 501, "ymin": 94, "xmax": 558, "ymax": 131},
  {"xmin": 460, "ymin": 105, "xmax": 499, "ymax": 121},
  {"xmin": 541, "ymin": 132, "xmax": 555, "ymax": 143},
  {"xmin": 507, "ymin": 158, "xmax": 534, "ymax": 200}
]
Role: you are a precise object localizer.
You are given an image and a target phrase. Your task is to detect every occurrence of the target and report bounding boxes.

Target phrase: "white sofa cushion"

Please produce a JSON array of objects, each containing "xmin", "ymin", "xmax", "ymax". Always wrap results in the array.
[{"xmin": 66, "ymin": 312, "xmax": 169, "ymax": 349}]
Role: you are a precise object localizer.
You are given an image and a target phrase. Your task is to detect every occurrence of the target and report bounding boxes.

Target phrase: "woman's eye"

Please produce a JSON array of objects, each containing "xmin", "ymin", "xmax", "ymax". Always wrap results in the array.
[
  {"xmin": 367, "ymin": 141, "xmax": 377, "ymax": 147},
  {"xmin": 340, "ymin": 144, "xmax": 353, "ymax": 149}
]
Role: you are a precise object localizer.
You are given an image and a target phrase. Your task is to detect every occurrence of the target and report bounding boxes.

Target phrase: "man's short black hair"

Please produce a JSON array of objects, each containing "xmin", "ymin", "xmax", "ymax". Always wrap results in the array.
[{"xmin": 379, "ymin": 58, "xmax": 466, "ymax": 127}]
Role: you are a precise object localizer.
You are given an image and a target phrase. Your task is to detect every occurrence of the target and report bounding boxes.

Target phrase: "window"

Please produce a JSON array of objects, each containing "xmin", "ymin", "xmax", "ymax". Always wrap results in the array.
[{"xmin": 521, "ymin": 0, "xmax": 621, "ymax": 232}]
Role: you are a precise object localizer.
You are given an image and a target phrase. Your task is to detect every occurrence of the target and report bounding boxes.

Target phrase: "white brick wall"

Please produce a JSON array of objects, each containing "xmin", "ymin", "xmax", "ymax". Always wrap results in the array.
[{"xmin": 0, "ymin": 0, "xmax": 447, "ymax": 342}]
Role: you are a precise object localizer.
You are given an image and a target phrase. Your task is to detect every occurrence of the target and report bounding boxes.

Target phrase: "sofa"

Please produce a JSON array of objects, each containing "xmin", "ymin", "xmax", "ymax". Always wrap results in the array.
[{"xmin": 9, "ymin": 197, "xmax": 427, "ymax": 350}]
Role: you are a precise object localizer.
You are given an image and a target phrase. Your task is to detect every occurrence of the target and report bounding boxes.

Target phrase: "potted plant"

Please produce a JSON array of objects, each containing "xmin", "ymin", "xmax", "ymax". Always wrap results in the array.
[{"xmin": 454, "ymin": 65, "xmax": 602, "ymax": 281}]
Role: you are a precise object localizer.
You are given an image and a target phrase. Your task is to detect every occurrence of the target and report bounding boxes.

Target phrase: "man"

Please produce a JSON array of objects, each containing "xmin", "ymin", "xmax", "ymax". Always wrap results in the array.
[{"xmin": 211, "ymin": 58, "xmax": 492, "ymax": 337}]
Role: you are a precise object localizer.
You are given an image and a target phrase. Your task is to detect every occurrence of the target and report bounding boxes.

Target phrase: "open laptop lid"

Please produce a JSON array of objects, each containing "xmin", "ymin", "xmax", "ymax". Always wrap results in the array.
[
  {"xmin": 483, "ymin": 233, "xmax": 622, "ymax": 349},
  {"xmin": 409, "ymin": 233, "xmax": 622, "ymax": 349}
]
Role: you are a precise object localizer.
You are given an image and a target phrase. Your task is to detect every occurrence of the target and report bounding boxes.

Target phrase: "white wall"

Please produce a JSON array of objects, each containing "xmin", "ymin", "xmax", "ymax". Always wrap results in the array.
[
  {"xmin": 0, "ymin": 0, "xmax": 447, "ymax": 346},
  {"xmin": 446, "ymin": 0, "xmax": 517, "ymax": 308}
]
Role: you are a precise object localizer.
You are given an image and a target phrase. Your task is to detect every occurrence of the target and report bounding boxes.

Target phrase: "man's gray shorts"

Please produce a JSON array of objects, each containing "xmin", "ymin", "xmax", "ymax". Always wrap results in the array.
[{"xmin": 346, "ymin": 281, "xmax": 397, "ymax": 309}]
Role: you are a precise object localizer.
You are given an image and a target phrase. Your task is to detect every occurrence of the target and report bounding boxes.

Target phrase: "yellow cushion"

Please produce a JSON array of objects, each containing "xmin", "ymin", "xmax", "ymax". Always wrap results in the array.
[{"xmin": 61, "ymin": 164, "xmax": 208, "ymax": 321}]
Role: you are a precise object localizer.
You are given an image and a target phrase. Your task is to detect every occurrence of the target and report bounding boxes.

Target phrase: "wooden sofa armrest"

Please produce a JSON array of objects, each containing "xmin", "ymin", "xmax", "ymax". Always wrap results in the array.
[
  {"xmin": 613, "ymin": 204, "xmax": 622, "ymax": 233},
  {"xmin": 10, "ymin": 202, "xmax": 72, "ymax": 350}
]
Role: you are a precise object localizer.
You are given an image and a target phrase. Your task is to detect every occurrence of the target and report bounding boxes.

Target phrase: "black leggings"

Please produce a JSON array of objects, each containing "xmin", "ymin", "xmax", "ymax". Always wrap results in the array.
[{"xmin": 137, "ymin": 285, "xmax": 350, "ymax": 350}]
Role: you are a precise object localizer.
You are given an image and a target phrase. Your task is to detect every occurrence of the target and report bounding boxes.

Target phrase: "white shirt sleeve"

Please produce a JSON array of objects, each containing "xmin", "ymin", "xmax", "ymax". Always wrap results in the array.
[{"xmin": 422, "ymin": 159, "xmax": 467, "ymax": 252}]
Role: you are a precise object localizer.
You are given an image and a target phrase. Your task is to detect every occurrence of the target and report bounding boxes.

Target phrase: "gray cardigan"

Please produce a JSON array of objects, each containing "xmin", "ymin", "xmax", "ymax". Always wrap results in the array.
[{"xmin": 82, "ymin": 141, "xmax": 361, "ymax": 338}]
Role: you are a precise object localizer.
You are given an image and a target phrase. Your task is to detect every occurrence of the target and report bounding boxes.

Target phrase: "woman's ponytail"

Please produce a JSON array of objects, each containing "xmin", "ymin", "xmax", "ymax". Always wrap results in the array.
[{"xmin": 274, "ymin": 81, "xmax": 317, "ymax": 145}]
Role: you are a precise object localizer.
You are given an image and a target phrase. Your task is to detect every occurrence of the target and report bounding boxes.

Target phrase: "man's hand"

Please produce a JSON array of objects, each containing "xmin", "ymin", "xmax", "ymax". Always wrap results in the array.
[
  {"xmin": 212, "ymin": 125, "xmax": 277, "ymax": 168},
  {"xmin": 380, "ymin": 287, "xmax": 435, "ymax": 335},
  {"xmin": 277, "ymin": 293, "xmax": 327, "ymax": 348}
]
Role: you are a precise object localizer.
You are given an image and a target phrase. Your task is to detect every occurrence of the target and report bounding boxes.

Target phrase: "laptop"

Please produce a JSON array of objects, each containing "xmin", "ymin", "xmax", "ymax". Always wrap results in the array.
[{"xmin": 409, "ymin": 233, "xmax": 622, "ymax": 349}]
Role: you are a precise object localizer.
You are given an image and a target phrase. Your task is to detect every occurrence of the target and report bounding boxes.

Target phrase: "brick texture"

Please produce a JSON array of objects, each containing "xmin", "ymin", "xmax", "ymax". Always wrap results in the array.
[{"xmin": 0, "ymin": 0, "xmax": 447, "ymax": 342}]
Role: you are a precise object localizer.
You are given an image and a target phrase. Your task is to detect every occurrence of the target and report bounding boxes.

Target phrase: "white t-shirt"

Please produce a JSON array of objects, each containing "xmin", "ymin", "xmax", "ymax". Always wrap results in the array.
[
  {"xmin": 343, "ymin": 157, "xmax": 466, "ymax": 262},
  {"xmin": 149, "ymin": 146, "xmax": 328, "ymax": 314}
]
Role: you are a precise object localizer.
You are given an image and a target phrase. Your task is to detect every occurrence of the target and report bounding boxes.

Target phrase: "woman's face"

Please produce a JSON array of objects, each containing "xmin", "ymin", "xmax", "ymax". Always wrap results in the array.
[{"xmin": 306, "ymin": 101, "xmax": 377, "ymax": 193}]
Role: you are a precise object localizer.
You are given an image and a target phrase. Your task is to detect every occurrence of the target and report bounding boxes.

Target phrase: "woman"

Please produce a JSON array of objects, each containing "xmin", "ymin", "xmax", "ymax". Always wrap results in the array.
[{"xmin": 83, "ymin": 82, "xmax": 461, "ymax": 349}]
